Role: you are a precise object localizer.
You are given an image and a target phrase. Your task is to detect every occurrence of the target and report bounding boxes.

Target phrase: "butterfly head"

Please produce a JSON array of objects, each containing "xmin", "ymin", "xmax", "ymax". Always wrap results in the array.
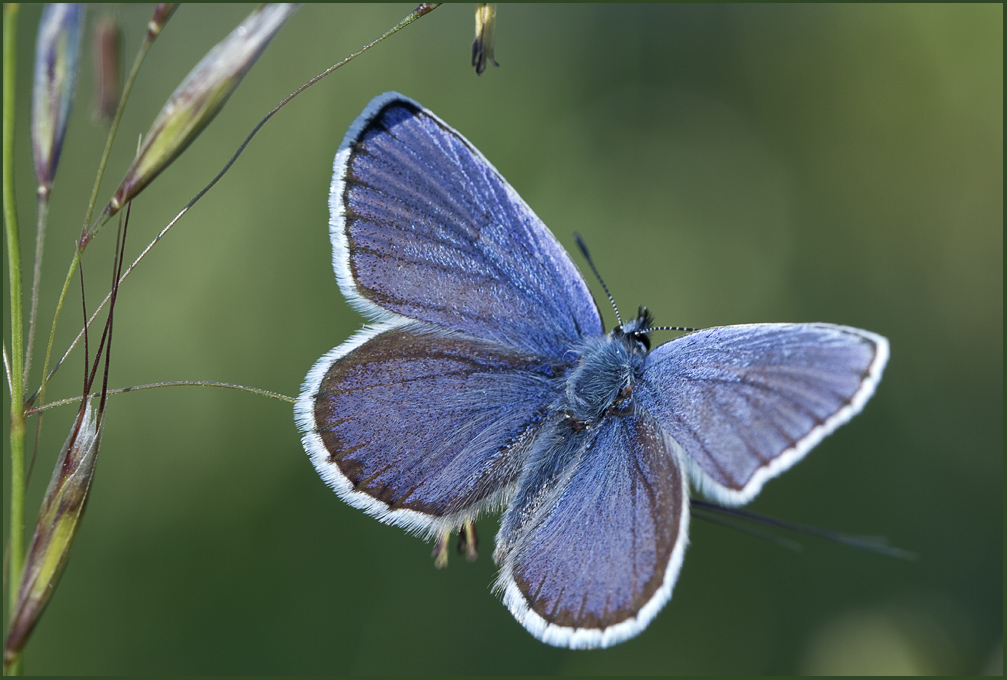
[{"xmin": 613, "ymin": 306, "xmax": 654, "ymax": 353}]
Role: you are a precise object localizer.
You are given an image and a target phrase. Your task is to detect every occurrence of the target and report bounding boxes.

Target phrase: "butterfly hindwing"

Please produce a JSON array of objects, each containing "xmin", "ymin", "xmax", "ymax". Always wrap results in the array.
[
  {"xmin": 296, "ymin": 321, "xmax": 561, "ymax": 535},
  {"xmin": 638, "ymin": 323, "xmax": 889, "ymax": 505},
  {"xmin": 494, "ymin": 411, "xmax": 689, "ymax": 649},
  {"xmin": 331, "ymin": 93, "xmax": 603, "ymax": 357}
]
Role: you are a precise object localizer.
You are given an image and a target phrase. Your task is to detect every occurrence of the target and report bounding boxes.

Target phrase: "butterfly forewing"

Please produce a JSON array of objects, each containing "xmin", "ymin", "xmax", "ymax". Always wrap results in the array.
[
  {"xmin": 495, "ymin": 412, "xmax": 689, "ymax": 649},
  {"xmin": 331, "ymin": 93, "xmax": 602, "ymax": 357},
  {"xmin": 638, "ymin": 323, "xmax": 889, "ymax": 505},
  {"xmin": 297, "ymin": 322, "xmax": 561, "ymax": 535}
]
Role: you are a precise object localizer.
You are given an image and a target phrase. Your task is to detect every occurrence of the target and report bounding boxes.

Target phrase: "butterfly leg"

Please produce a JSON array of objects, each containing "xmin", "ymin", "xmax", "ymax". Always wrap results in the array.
[
  {"xmin": 432, "ymin": 521, "xmax": 479, "ymax": 568},
  {"xmin": 458, "ymin": 521, "xmax": 478, "ymax": 562},
  {"xmin": 433, "ymin": 529, "xmax": 451, "ymax": 569}
]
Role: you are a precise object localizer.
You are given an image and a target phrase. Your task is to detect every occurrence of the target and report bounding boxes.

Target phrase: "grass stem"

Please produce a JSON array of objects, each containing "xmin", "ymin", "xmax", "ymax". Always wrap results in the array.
[{"xmin": 3, "ymin": 4, "xmax": 26, "ymax": 675}]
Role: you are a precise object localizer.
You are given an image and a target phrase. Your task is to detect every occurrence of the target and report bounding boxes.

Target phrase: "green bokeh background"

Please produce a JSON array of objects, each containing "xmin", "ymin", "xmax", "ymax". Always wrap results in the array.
[{"xmin": 2, "ymin": 4, "xmax": 1001, "ymax": 674}]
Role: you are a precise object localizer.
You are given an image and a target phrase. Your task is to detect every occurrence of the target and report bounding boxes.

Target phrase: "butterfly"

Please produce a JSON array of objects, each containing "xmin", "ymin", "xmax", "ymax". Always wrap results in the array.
[{"xmin": 295, "ymin": 92, "xmax": 889, "ymax": 650}]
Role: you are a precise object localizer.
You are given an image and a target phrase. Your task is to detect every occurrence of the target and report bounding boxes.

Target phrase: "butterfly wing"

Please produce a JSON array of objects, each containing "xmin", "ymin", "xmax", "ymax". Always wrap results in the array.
[
  {"xmin": 330, "ymin": 92, "xmax": 603, "ymax": 357},
  {"xmin": 295, "ymin": 321, "xmax": 562, "ymax": 536},
  {"xmin": 494, "ymin": 412, "xmax": 689, "ymax": 649},
  {"xmin": 637, "ymin": 323, "xmax": 889, "ymax": 505}
]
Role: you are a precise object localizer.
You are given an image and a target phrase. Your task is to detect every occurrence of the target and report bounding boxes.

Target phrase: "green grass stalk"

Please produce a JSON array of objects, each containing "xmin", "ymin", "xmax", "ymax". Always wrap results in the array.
[
  {"xmin": 22, "ymin": 199, "xmax": 47, "ymax": 388},
  {"xmin": 3, "ymin": 4, "xmax": 26, "ymax": 676}
]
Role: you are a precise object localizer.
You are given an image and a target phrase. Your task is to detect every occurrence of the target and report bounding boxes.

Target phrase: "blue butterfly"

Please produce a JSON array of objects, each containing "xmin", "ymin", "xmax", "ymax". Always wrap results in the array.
[{"xmin": 295, "ymin": 92, "xmax": 889, "ymax": 649}]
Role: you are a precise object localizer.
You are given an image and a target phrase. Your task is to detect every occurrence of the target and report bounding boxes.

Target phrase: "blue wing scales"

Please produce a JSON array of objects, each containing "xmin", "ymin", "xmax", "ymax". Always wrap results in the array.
[
  {"xmin": 330, "ymin": 93, "xmax": 602, "ymax": 357},
  {"xmin": 494, "ymin": 412, "xmax": 689, "ymax": 649},
  {"xmin": 638, "ymin": 323, "xmax": 889, "ymax": 505},
  {"xmin": 296, "ymin": 321, "xmax": 561, "ymax": 535}
]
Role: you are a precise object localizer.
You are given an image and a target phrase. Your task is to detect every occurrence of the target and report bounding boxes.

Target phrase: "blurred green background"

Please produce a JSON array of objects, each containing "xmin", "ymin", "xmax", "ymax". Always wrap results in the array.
[{"xmin": 2, "ymin": 3, "xmax": 1002, "ymax": 674}]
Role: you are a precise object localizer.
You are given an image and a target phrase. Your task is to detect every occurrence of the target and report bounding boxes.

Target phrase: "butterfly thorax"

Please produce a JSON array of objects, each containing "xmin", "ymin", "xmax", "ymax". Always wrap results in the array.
[{"xmin": 561, "ymin": 309, "xmax": 652, "ymax": 430}]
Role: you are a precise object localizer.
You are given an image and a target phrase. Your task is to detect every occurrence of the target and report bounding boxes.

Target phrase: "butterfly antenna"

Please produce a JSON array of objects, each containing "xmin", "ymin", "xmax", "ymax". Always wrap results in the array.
[
  {"xmin": 691, "ymin": 499, "xmax": 918, "ymax": 561},
  {"xmin": 573, "ymin": 232, "xmax": 622, "ymax": 326},
  {"xmin": 650, "ymin": 324, "xmax": 699, "ymax": 333}
]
